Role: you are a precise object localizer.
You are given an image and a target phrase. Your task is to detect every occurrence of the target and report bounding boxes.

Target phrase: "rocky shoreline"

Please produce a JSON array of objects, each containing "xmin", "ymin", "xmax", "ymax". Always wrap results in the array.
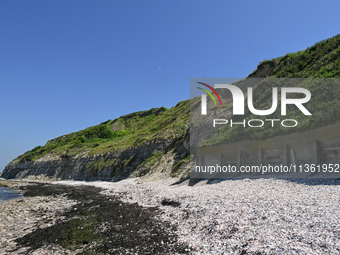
[
  {"xmin": 0, "ymin": 192, "xmax": 77, "ymax": 254},
  {"xmin": 55, "ymin": 177, "xmax": 340, "ymax": 254},
  {"xmin": 0, "ymin": 181, "xmax": 189, "ymax": 254},
  {"xmin": 1, "ymin": 178, "xmax": 340, "ymax": 254}
]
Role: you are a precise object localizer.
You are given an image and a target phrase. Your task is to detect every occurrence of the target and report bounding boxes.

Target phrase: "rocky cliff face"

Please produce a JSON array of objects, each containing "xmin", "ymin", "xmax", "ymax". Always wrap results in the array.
[
  {"xmin": 1, "ymin": 128, "xmax": 190, "ymax": 181},
  {"xmin": 247, "ymin": 60, "xmax": 277, "ymax": 78},
  {"xmin": 4, "ymin": 34, "xmax": 340, "ymax": 182}
]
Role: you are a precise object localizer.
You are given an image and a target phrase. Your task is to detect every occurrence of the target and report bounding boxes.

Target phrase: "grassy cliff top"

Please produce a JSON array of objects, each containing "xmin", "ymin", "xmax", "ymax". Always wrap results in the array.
[
  {"xmin": 202, "ymin": 34, "xmax": 340, "ymax": 147},
  {"xmin": 272, "ymin": 34, "xmax": 340, "ymax": 78},
  {"xmin": 14, "ymin": 34, "xmax": 340, "ymax": 161},
  {"xmin": 248, "ymin": 34, "xmax": 340, "ymax": 78},
  {"xmin": 17, "ymin": 100, "xmax": 190, "ymax": 163}
]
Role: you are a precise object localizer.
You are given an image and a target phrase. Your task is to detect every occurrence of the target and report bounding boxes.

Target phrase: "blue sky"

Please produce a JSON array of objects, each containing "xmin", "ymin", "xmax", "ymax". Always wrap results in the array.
[{"xmin": 1, "ymin": 0, "xmax": 340, "ymax": 171}]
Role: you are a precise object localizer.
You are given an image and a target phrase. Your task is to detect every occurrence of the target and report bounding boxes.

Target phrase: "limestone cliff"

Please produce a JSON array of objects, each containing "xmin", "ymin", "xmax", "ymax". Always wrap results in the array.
[
  {"xmin": 1, "ymin": 128, "xmax": 190, "ymax": 181},
  {"xmin": 1, "ymin": 100, "xmax": 191, "ymax": 181}
]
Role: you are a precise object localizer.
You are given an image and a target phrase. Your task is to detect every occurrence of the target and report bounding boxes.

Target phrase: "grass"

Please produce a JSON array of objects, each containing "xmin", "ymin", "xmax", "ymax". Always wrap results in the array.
[
  {"xmin": 171, "ymin": 153, "xmax": 190, "ymax": 176},
  {"xmin": 15, "ymin": 102, "xmax": 190, "ymax": 163},
  {"xmin": 13, "ymin": 34, "xmax": 340, "ymax": 168},
  {"xmin": 202, "ymin": 78, "xmax": 340, "ymax": 146},
  {"xmin": 86, "ymin": 158, "xmax": 116, "ymax": 175},
  {"xmin": 271, "ymin": 34, "xmax": 340, "ymax": 78},
  {"xmin": 201, "ymin": 34, "xmax": 340, "ymax": 146},
  {"xmin": 139, "ymin": 151, "xmax": 164, "ymax": 168}
]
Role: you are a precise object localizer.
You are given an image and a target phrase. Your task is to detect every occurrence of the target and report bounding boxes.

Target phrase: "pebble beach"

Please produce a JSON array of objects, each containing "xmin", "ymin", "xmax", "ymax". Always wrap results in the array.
[
  {"xmin": 58, "ymin": 178, "xmax": 340, "ymax": 254},
  {"xmin": 0, "ymin": 193, "xmax": 77, "ymax": 254},
  {"xmin": 0, "ymin": 178, "xmax": 340, "ymax": 254}
]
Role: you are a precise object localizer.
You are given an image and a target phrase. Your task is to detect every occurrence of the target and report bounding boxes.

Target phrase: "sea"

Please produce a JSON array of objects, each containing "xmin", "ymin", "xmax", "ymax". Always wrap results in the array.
[{"xmin": 0, "ymin": 187, "xmax": 23, "ymax": 201}]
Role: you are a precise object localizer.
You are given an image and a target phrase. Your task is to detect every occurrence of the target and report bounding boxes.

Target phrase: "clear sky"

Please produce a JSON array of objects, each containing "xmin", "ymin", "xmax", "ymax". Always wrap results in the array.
[{"xmin": 1, "ymin": 0, "xmax": 340, "ymax": 171}]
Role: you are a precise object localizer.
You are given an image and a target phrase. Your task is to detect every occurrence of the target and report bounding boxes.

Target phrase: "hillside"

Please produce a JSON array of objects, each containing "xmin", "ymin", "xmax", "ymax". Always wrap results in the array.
[
  {"xmin": 253, "ymin": 34, "xmax": 340, "ymax": 78},
  {"xmin": 17, "ymin": 103, "xmax": 189, "ymax": 163},
  {"xmin": 2, "ymin": 34, "xmax": 340, "ymax": 181},
  {"xmin": 1, "ymin": 101, "xmax": 191, "ymax": 181},
  {"xmin": 201, "ymin": 34, "xmax": 340, "ymax": 146}
]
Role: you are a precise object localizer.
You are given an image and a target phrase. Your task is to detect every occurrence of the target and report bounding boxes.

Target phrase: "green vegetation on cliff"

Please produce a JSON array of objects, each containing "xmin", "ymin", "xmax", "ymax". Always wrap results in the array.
[
  {"xmin": 271, "ymin": 34, "xmax": 340, "ymax": 78},
  {"xmin": 14, "ymin": 34, "xmax": 340, "ymax": 161},
  {"xmin": 202, "ymin": 34, "xmax": 340, "ymax": 146},
  {"xmin": 18, "ymin": 100, "xmax": 190, "ymax": 163}
]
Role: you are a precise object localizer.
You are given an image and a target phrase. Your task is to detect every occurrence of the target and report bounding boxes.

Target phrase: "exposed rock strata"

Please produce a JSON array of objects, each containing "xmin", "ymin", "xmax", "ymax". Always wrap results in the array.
[{"xmin": 1, "ymin": 129, "xmax": 190, "ymax": 182}]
